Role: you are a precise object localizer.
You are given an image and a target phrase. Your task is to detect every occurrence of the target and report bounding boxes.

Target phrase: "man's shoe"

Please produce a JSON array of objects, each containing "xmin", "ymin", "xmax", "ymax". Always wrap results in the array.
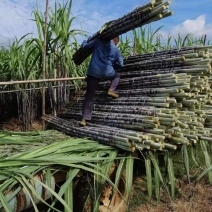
[
  {"xmin": 108, "ymin": 89, "xmax": 119, "ymax": 98},
  {"xmin": 79, "ymin": 119, "xmax": 87, "ymax": 127}
]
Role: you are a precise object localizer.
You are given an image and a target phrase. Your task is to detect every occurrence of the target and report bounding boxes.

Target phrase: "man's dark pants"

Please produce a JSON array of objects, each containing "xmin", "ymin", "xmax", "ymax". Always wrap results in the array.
[{"xmin": 82, "ymin": 73, "xmax": 120, "ymax": 120}]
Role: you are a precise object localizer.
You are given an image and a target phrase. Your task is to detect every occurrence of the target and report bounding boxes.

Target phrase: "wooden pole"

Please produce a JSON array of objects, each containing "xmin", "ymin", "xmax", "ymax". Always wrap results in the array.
[
  {"xmin": 0, "ymin": 84, "xmax": 76, "ymax": 94},
  {"xmin": 42, "ymin": 0, "xmax": 49, "ymax": 129},
  {"xmin": 0, "ymin": 77, "xmax": 85, "ymax": 86},
  {"xmin": 133, "ymin": 31, "xmax": 136, "ymax": 56},
  {"xmin": 54, "ymin": 68, "xmax": 57, "ymax": 117}
]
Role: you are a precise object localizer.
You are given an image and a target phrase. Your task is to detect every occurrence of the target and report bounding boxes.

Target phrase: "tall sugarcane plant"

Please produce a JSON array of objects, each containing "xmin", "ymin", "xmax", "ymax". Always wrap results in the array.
[
  {"xmin": 0, "ymin": 1, "xmax": 87, "ymax": 130},
  {"xmin": 132, "ymin": 25, "xmax": 164, "ymax": 54},
  {"xmin": 119, "ymin": 25, "xmax": 212, "ymax": 56}
]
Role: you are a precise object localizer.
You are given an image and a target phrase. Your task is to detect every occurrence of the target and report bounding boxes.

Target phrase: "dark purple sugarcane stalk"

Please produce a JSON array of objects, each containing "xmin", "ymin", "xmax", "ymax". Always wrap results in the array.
[
  {"xmin": 43, "ymin": 115, "xmax": 135, "ymax": 151},
  {"xmin": 69, "ymin": 104, "xmax": 157, "ymax": 116},
  {"xmin": 124, "ymin": 45, "xmax": 209, "ymax": 63},
  {"xmin": 124, "ymin": 49, "xmax": 196, "ymax": 64},
  {"xmin": 118, "ymin": 67, "xmax": 188, "ymax": 78},
  {"xmin": 61, "ymin": 110, "xmax": 157, "ymax": 124}
]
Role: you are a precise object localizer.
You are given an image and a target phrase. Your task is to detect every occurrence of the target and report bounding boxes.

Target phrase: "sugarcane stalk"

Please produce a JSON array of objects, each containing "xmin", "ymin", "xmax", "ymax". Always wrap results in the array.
[
  {"xmin": 163, "ymin": 143, "xmax": 177, "ymax": 150},
  {"xmin": 169, "ymin": 137, "xmax": 189, "ymax": 145},
  {"xmin": 43, "ymin": 115, "xmax": 135, "ymax": 151},
  {"xmin": 150, "ymin": 142, "xmax": 164, "ymax": 150},
  {"xmin": 142, "ymin": 140, "xmax": 154, "ymax": 145},
  {"xmin": 135, "ymin": 143, "xmax": 151, "ymax": 150}
]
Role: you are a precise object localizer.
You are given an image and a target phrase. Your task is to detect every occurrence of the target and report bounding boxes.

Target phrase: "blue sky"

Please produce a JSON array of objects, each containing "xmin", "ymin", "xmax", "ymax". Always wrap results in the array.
[{"xmin": 0, "ymin": 0, "xmax": 212, "ymax": 46}]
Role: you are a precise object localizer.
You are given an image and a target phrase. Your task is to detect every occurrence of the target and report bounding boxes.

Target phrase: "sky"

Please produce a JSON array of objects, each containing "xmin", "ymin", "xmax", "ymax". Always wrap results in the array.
[{"xmin": 0, "ymin": 0, "xmax": 212, "ymax": 47}]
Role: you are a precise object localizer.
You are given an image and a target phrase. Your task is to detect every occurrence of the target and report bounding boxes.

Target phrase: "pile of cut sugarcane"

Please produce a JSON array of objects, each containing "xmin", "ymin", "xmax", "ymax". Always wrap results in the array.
[
  {"xmin": 44, "ymin": 45, "xmax": 212, "ymax": 152},
  {"xmin": 72, "ymin": 0, "xmax": 173, "ymax": 65}
]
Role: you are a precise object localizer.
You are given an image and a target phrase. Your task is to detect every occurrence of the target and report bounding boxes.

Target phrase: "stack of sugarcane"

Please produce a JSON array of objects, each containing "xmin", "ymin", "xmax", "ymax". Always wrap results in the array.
[
  {"xmin": 45, "ymin": 45, "xmax": 212, "ymax": 152},
  {"xmin": 43, "ymin": 114, "xmax": 176, "ymax": 152},
  {"xmin": 72, "ymin": 0, "xmax": 173, "ymax": 65}
]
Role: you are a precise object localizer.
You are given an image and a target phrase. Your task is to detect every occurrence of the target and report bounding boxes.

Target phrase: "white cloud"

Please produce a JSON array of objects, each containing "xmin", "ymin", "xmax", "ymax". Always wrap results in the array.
[
  {"xmin": 160, "ymin": 15, "xmax": 212, "ymax": 42},
  {"xmin": 0, "ymin": 0, "xmax": 37, "ymax": 45},
  {"xmin": 0, "ymin": 0, "xmax": 69, "ymax": 45},
  {"xmin": 0, "ymin": 0, "xmax": 110, "ymax": 45}
]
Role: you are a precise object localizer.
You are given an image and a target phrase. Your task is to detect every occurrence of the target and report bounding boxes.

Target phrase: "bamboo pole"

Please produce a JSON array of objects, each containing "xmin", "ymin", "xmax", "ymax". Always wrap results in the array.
[
  {"xmin": 42, "ymin": 0, "xmax": 49, "ymax": 130},
  {"xmin": 54, "ymin": 69, "xmax": 57, "ymax": 117},
  {"xmin": 0, "ymin": 84, "xmax": 75, "ymax": 94},
  {"xmin": 0, "ymin": 77, "xmax": 85, "ymax": 86}
]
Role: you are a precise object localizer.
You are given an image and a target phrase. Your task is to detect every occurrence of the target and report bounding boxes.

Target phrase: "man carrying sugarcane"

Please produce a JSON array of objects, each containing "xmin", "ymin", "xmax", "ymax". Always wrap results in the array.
[{"xmin": 80, "ymin": 36, "xmax": 124, "ymax": 127}]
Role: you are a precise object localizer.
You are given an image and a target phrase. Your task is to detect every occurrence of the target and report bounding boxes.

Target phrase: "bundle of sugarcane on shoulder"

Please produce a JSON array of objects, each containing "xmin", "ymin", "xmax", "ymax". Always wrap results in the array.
[{"xmin": 72, "ymin": 0, "xmax": 173, "ymax": 65}]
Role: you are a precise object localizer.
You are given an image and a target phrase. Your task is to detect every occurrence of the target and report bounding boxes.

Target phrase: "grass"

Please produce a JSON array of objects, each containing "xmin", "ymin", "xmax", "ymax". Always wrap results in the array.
[
  {"xmin": 129, "ymin": 180, "xmax": 212, "ymax": 212},
  {"xmin": 128, "ymin": 142, "xmax": 212, "ymax": 211}
]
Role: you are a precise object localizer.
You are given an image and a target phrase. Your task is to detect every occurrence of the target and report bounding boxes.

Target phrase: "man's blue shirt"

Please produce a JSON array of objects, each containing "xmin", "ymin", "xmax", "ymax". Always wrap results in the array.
[{"xmin": 81, "ymin": 38, "xmax": 123, "ymax": 79}]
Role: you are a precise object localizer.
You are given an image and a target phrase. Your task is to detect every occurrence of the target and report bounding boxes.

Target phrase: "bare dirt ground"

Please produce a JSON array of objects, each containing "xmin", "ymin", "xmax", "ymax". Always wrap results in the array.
[
  {"xmin": 130, "ymin": 178, "xmax": 212, "ymax": 212},
  {"xmin": 0, "ymin": 117, "xmax": 43, "ymax": 131}
]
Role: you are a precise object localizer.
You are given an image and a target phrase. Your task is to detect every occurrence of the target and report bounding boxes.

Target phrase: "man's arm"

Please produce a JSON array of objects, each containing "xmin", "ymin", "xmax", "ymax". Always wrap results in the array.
[
  {"xmin": 81, "ymin": 37, "xmax": 98, "ymax": 52},
  {"xmin": 113, "ymin": 49, "xmax": 124, "ymax": 70}
]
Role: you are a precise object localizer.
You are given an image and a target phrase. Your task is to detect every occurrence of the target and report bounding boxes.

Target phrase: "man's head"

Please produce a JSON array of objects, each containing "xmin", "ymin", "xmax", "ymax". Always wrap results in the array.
[{"xmin": 112, "ymin": 36, "xmax": 119, "ymax": 46}]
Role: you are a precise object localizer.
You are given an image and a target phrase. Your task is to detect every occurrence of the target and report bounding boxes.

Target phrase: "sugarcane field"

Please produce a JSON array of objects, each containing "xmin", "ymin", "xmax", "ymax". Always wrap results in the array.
[{"xmin": 1, "ymin": 0, "xmax": 212, "ymax": 211}]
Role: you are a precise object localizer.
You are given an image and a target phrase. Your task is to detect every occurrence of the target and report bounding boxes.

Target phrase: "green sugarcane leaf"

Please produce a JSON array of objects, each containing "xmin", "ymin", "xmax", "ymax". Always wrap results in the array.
[
  {"xmin": 115, "ymin": 158, "xmax": 126, "ymax": 187},
  {"xmin": 64, "ymin": 169, "xmax": 79, "ymax": 212},
  {"xmin": 125, "ymin": 153, "xmax": 134, "ymax": 205},
  {"xmin": 200, "ymin": 141, "xmax": 212, "ymax": 184},
  {"xmin": 149, "ymin": 152, "xmax": 164, "ymax": 184},
  {"xmin": 93, "ymin": 150, "xmax": 118, "ymax": 211},
  {"xmin": 0, "ymin": 190, "xmax": 12, "ymax": 212},
  {"xmin": 182, "ymin": 145, "xmax": 190, "ymax": 184},
  {"xmin": 154, "ymin": 165, "xmax": 160, "ymax": 202},
  {"xmin": 167, "ymin": 152, "xmax": 175, "ymax": 198},
  {"xmin": 145, "ymin": 158, "xmax": 152, "ymax": 201}
]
